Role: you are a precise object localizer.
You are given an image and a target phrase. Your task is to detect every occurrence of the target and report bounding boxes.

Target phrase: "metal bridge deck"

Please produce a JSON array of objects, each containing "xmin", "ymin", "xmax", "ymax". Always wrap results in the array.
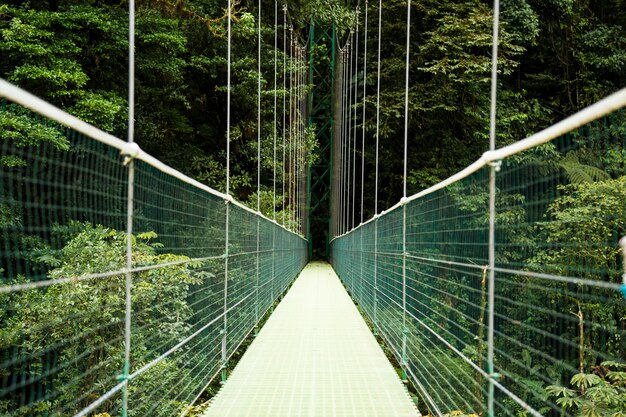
[{"xmin": 203, "ymin": 262, "xmax": 419, "ymax": 417}]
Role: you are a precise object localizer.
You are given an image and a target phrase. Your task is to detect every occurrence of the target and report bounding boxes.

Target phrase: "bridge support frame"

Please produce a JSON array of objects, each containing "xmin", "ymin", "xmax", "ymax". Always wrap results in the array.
[{"xmin": 307, "ymin": 22, "xmax": 336, "ymax": 259}]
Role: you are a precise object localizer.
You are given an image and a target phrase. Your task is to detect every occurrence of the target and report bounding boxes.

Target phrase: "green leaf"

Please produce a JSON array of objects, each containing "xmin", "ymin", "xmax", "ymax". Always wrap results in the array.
[{"xmin": 571, "ymin": 373, "xmax": 603, "ymax": 389}]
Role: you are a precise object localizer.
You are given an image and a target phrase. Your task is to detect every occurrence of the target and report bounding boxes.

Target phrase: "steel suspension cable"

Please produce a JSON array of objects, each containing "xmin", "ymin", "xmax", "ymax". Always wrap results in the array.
[
  {"xmin": 255, "ymin": 0, "xmax": 262, "ymax": 328},
  {"xmin": 226, "ymin": 2, "xmax": 232, "ymax": 196},
  {"xmin": 487, "ymin": 1, "xmax": 501, "ymax": 416},
  {"xmin": 300, "ymin": 45, "xmax": 308, "ymax": 236},
  {"xmin": 300, "ymin": 46, "xmax": 306, "ymax": 235},
  {"xmin": 296, "ymin": 46, "xmax": 301, "ymax": 233},
  {"xmin": 299, "ymin": 46, "xmax": 305, "ymax": 235},
  {"xmin": 298, "ymin": 45, "xmax": 302, "ymax": 233},
  {"xmin": 341, "ymin": 44, "xmax": 346, "ymax": 236},
  {"xmin": 282, "ymin": 5, "xmax": 287, "ymax": 225},
  {"xmin": 342, "ymin": 38, "xmax": 346, "ymax": 235},
  {"xmin": 373, "ymin": 0, "xmax": 382, "ymax": 338},
  {"xmin": 295, "ymin": 37, "xmax": 299, "ymax": 232},
  {"xmin": 345, "ymin": 40, "xmax": 352, "ymax": 235},
  {"xmin": 222, "ymin": 0, "xmax": 233, "ymax": 385},
  {"xmin": 122, "ymin": 1, "xmax": 135, "ymax": 414},
  {"xmin": 352, "ymin": 9, "xmax": 360, "ymax": 230},
  {"xmin": 374, "ymin": 0, "xmax": 382, "ymax": 217},
  {"xmin": 347, "ymin": 30, "xmax": 353, "ymax": 233},
  {"xmin": 289, "ymin": 26, "xmax": 294, "ymax": 230},
  {"xmin": 273, "ymin": 0, "xmax": 278, "ymax": 220},
  {"xmin": 402, "ymin": 3, "xmax": 410, "ymax": 200},
  {"xmin": 361, "ymin": 0, "xmax": 368, "ymax": 225},
  {"xmin": 292, "ymin": 42, "xmax": 297, "ymax": 232},
  {"xmin": 341, "ymin": 47, "xmax": 348, "ymax": 236},
  {"xmin": 257, "ymin": 0, "xmax": 262, "ymax": 215},
  {"xmin": 401, "ymin": 0, "xmax": 411, "ymax": 385},
  {"xmin": 300, "ymin": 46, "xmax": 305, "ymax": 234},
  {"xmin": 272, "ymin": 5, "xmax": 277, "ymax": 293},
  {"xmin": 337, "ymin": 48, "xmax": 342, "ymax": 237}
]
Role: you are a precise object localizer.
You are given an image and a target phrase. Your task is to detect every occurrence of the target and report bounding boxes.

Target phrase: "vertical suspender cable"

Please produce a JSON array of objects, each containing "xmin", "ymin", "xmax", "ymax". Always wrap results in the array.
[
  {"xmin": 303, "ymin": 46, "xmax": 307, "ymax": 236},
  {"xmin": 294, "ymin": 36, "xmax": 298, "ymax": 232},
  {"xmin": 341, "ymin": 46, "xmax": 346, "ymax": 235},
  {"xmin": 127, "ymin": 2, "xmax": 135, "ymax": 146},
  {"xmin": 302, "ymin": 47, "xmax": 306, "ymax": 236},
  {"xmin": 487, "ymin": 1, "xmax": 501, "ymax": 416},
  {"xmin": 352, "ymin": 10, "xmax": 359, "ymax": 231},
  {"xmin": 402, "ymin": 2, "xmax": 410, "ymax": 201},
  {"xmin": 301, "ymin": 47, "xmax": 304, "ymax": 235},
  {"xmin": 255, "ymin": 0, "xmax": 262, "ymax": 328},
  {"xmin": 294, "ymin": 45, "xmax": 298, "ymax": 233},
  {"xmin": 289, "ymin": 27, "xmax": 294, "ymax": 230},
  {"xmin": 226, "ymin": 4, "xmax": 232, "ymax": 194},
  {"xmin": 340, "ymin": 48, "xmax": 347, "ymax": 236},
  {"xmin": 344, "ymin": 42, "xmax": 351, "ymax": 235},
  {"xmin": 352, "ymin": 8, "xmax": 360, "ymax": 298},
  {"xmin": 296, "ymin": 46, "xmax": 301, "ymax": 234},
  {"xmin": 222, "ymin": 0, "xmax": 232, "ymax": 384},
  {"xmin": 336, "ymin": 49, "xmax": 341, "ymax": 238},
  {"xmin": 300, "ymin": 46, "xmax": 304, "ymax": 235},
  {"xmin": 340, "ymin": 48, "xmax": 345, "ymax": 235},
  {"xmin": 298, "ymin": 47, "xmax": 302, "ymax": 234},
  {"xmin": 273, "ymin": 1, "xmax": 278, "ymax": 220},
  {"xmin": 347, "ymin": 31, "xmax": 353, "ymax": 233},
  {"xmin": 298, "ymin": 47, "xmax": 304, "ymax": 235},
  {"xmin": 401, "ymin": 0, "xmax": 411, "ymax": 385},
  {"xmin": 298, "ymin": 47, "xmax": 301, "ymax": 234},
  {"xmin": 295, "ymin": 46, "xmax": 299, "ymax": 233},
  {"xmin": 282, "ymin": 5, "xmax": 287, "ymax": 226},
  {"xmin": 271, "ymin": 0, "xmax": 277, "ymax": 306},
  {"xmin": 257, "ymin": 0, "xmax": 262, "ymax": 215},
  {"xmin": 373, "ymin": 0, "xmax": 382, "ymax": 336},
  {"xmin": 374, "ymin": 0, "xmax": 382, "ymax": 218},
  {"xmin": 358, "ymin": 0, "xmax": 368, "ymax": 326},
  {"xmin": 302, "ymin": 46, "xmax": 305, "ymax": 235},
  {"xmin": 300, "ymin": 46, "xmax": 303, "ymax": 235},
  {"xmin": 122, "ymin": 1, "xmax": 135, "ymax": 415},
  {"xmin": 361, "ymin": 0, "xmax": 368, "ymax": 225},
  {"xmin": 292, "ymin": 31, "xmax": 296, "ymax": 231}
]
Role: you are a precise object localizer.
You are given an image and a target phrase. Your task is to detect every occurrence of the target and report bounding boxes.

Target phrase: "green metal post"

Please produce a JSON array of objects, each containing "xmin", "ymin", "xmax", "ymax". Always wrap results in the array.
[{"xmin": 307, "ymin": 22, "xmax": 336, "ymax": 259}]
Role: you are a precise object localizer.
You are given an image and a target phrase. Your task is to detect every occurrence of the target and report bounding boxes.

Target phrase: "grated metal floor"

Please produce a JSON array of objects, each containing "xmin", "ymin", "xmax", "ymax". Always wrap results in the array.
[{"xmin": 203, "ymin": 262, "xmax": 420, "ymax": 417}]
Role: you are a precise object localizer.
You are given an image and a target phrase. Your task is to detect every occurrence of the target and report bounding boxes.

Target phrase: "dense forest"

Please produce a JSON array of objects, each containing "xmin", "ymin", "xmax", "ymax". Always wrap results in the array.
[
  {"xmin": 1, "ymin": 0, "xmax": 626, "ymax": 416},
  {"xmin": 2, "ymin": 0, "xmax": 625, "ymax": 211}
]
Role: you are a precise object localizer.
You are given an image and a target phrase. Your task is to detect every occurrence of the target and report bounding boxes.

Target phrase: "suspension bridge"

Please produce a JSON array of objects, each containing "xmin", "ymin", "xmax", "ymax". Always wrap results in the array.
[{"xmin": 1, "ymin": 0, "xmax": 626, "ymax": 417}]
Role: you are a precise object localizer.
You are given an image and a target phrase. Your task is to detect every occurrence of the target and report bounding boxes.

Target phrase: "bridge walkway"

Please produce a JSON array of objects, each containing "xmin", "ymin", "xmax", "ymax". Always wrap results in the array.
[{"xmin": 203, "ymin": 262, "xmax": 420, "ymax": 417}]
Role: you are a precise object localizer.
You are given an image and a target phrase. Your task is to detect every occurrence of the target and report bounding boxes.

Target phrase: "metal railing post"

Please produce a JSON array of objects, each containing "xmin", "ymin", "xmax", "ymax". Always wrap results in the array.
[
  {"xmin": 401, "ymin": 201, "xmax": 408, "ymax": 383},
  {"xmin": 373, "ymin": 217, "xmax": 379, "ymax": 336},
  {"xmin": 487, "ymin": 161, "xmax": 500, "ymax": 416},
  {"xmin": 121, "ymin": 1, "xmax": 136, "ymax": 414},
  {"xmin": 222, "ymin": 200, "xmax": 230, "ymax": 383},
  {"xmin": 487, "ymin": 1, "xmax": 501, "ymax": 415},
  {"xmin": 255, "ymin": 216, "xmax": 260, "ymax": 333}
]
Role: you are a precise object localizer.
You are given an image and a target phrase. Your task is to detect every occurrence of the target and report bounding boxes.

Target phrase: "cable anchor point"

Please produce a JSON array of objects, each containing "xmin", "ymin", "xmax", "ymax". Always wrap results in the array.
[
  {"xmin": 121, "ymin": 142, "xmax": 141, "ymax": 166},
  {"xmin": 116, "ymin": 361, "xmax": 130, "ymax": 383},
  {"xmin": 489, "ymin": 372, "xmax": 502, "ymax": 381},
  {"xmin": 488, "ymin": 160, "xmax": 502, "ymax": 172}
]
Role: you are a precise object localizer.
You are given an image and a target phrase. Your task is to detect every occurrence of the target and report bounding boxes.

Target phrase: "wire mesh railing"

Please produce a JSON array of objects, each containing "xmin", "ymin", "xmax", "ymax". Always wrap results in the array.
[
  {"xmin": 330, "ymin": 90, "xmax": 626, "ymax": 417},
  {"xmin": 0, "ymin": 79, "xmax": 308, "ymax": 417}
]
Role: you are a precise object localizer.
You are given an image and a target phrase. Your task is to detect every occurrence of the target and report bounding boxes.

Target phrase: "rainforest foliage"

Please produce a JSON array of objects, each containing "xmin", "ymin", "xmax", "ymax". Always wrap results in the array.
[
  {"xmin": 1, "ymin": 0, "xmax": 625, "ymax": 207},
  {"xmin": 1, "ymin": 0, "xmax": 626, "ymax": 416}
]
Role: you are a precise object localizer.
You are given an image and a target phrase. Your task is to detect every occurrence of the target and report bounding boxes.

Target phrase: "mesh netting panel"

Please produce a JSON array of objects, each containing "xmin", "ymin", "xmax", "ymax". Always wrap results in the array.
[
  {"xmin": 0, "ymin": 98, "xmax": 308, "ymax": 417},
  {"xmin": 331, "ymin": 109, "xmax": 626, "ymax": 417}
]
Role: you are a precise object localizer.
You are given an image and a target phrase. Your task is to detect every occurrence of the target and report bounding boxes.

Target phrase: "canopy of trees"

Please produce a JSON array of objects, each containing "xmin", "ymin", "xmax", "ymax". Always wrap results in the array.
[{"xmin": 1, "ymin": 1, "xmax": 625, "ymax": 416}]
